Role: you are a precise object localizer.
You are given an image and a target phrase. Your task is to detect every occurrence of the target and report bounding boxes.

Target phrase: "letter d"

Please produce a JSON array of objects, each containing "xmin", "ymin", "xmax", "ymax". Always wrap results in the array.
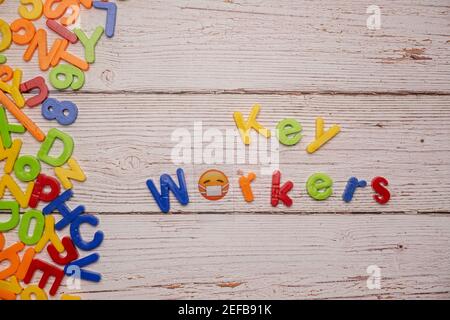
[{"xmin": 38, "ymin": 128, "xmax": 74, "ymax": 167}]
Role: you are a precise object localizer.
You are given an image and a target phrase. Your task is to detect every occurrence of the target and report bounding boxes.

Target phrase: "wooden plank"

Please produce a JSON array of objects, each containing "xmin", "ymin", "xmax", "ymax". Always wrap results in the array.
[
  {"xmin": 52, "ymin": 214, "xmax": 450, "ymax": 299},
  {"xmin": 1, "ymin": 0, "xmax": 449, "ymax": 93},
  {"xmin": 1, "ymin": 1, "xmax": 449, "ymax": 302},
  {"xmin": 3, "ymin": 93, "xmax": 450, "ymax": 214}
]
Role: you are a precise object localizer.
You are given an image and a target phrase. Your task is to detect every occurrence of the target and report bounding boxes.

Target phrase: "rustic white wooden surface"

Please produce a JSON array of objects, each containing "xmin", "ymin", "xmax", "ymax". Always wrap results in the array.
[
  {"xmin": 4, "ymin": 215, "xmax": 450, "ymax": 299},
  {"xmin": 64, "ymin": 215, "xmax": 450, "ymax": 299},
  {"xmin": 10, "ymin": 93, "xmax": 450, "ymax": 214},
  {"xmin": 1, "ymin": 0, "xmax": 450, "ymax": 299},
  {"xmin": 2, "ymin": 0, "xmax": 450, "ymax": 94}
]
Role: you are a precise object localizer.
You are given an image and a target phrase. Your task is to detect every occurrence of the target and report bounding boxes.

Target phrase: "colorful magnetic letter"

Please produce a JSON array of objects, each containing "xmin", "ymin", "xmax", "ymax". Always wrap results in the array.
[
  {"xmin": 43, "ymin": 0, "xmax": 78, "ymax": 19},
  {"xmin": 60, "ymin": 4, "xmax": 80, "ymax": 26},
  {"xmin": 16, "ymin": 248, "xmax": 35, "ymax": 281},
  {"xmin": 306, "ymin": 117, "xmax": 341, "ymax": 154},
  {"xmin": 70, "ymin": 214, "xmax": 104, "ymax": 251},
  {"xmin": 0, "ymin": 201, "xmax": 20, "ymax": 232},
  {"xmin": 0, "ymin": 64, "xmax": 13, "ymax": 82},
  {"xmin": 10, "ymin": 18, "xmax": 36, "ymax": 45},
  {"xmin": 146, "ymin": 168, "xmax": 190, "ymax": 213},
  {"xmin": 47, "ymin": 236, "xmax": 79, "ymax": 265},
  {"xmin": 42, "ymin": 98, "xmax": 78, "ymax": 125},
  {"xmin": 23, "ymin": 29, "xmax": 63, "ymax": 71},
  {"xmin": 0, "ymin": 68, "xmax": 25, "ymax": 108},
  {"xmin": 0, "ymin": 55, "xmax": 6, "ymax": 64},
  {"xmin": 46, "ymin": 19, "xmax": 78, "ymax": 44},
  {"xmin": 79, "ymin": 0, "xmax": 93, "ymax": 9},
  {"xmin": 61, "ymin": 294, "xmax": 81, "ymax": 300},
  {"xmin": 54, "ymin": 158, "xmax": 86, "ymax": 189},
  {"xmin": 371, "ymin": 176, "xmax": 391, "ymax": 205},
  {"xmin": 74, "ymin": 26, "xmax": 104, "ymax": 63},
  {"xmin": 28, "ymin": 174, "xmax": 61, "ymax": 208},
  {"xmin": 51, "ymin": 39, "xmax": 89, "ymax": 71},
  {"xmin": 14, "ymin": 155, "xmax": 41, "ymax": 182},
  {"xmin": 37, "ymin": 128, "xmax": 74, "ymax": 167},
  {"xmin": 19, "ymin": 76, "xmax": 49, "ymax": 108},
  {"xmin": 0, "ymin": 289, "xmax": 16, "ymax": 300},
  {"xmin": 307, "ymin": 173, "xmax": 333, "ymax": 201},
  {"xmin": 43, "ymin": 189, "xmax": 84, "ymax": 230},
  {"xmin": 271, "ymin": 170, "xmax": 294, "ymax": 207},
  {"xmin": 93, "ymin": 1, "xmax": 117, "ymax": 38},
  {"xmin": 0, "ymin": 138, "xmax": 22, "ymax": 174},
  {"xmin": 0, "ymin": 107, "xmax": 26, "ymax": 148},
  {"xmin": 20, "ymin": 285, "xmax": 48, "ymax": 300},
  {"xmin": 0, "ymin": 90, "xmax": 46, "ymax": 142},
  {"xmin": 0, "ymin": 276, "xmax": 22, "ymax": 300},
  {"xmin": 239, "ymin": 172, "xmax": 256, "ymax": 203},
  {"xmin": 342, "ymin": 177, "xmax": 367, "ymax": 203},
  {"xmin": 23, "ymin": 259, "xmax": 64, "ymax": 296},
  {"xmin": 19, "ymin": 0, "xmax": 44, "ymax": 21},
  {"xmin": 233, "ymin": 104, "xmax": 271, "ymax": 145},
  {"xmin": 0, "ymin": 19, "xmax": 12, "ymax": 52},
  {"xmin": 34, "ymin": 215, "xmax": 64, "ymax": 253},
  {"xmin": 0, "ymin": 174, "xmax": 34, "ymax": 208},
  {"xmin": 49, "ymin": 64, "xmax": 85, "ymax": 90},
  {"xmin": 0, "ymin": 242, "xmax": 25, "ymax": 280},
  {"xmin": 18, "ymin": 209, "xmax": 45, "ymax": 245},
  {"xmin": 276, "ymin": 118, "xmax": 303, "ymax": 146},
  {"xmin": 65, "ymin": 253, "xmax": 101, "ymax": 282}
]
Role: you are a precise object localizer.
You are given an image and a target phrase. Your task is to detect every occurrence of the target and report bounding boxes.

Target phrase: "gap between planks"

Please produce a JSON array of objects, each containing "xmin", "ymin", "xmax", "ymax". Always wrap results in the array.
[
  {"xmin": 48, "ymin": 90, "xmax": 450, "ymax": 96},
  {"xmin": 78, "ymin": 212, "xmax": 450, "ymax": 216}
]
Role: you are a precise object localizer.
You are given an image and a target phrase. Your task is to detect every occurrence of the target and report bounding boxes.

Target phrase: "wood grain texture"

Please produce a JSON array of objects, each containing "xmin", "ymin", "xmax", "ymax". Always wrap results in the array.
[
  {"xmin": 6, "ymin": 93, "xmax": 448, "ymax": 214},
  {"xmin": 1, "ymin": 0, "xmax": 449, "ymax": 94},
  {"xmin": 1, "ymin": 0, "xmax": 450, "ymax": 300},
  {"xmin": 50, "ymin": 214, "xmax": 450, "ymax": 300}
]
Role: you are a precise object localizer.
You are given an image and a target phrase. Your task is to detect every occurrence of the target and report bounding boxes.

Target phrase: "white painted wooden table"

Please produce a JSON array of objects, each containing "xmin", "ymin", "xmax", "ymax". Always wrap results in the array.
[{"xmin": 1, "ymin": 0, "xmax": 450, "ymax": 299}]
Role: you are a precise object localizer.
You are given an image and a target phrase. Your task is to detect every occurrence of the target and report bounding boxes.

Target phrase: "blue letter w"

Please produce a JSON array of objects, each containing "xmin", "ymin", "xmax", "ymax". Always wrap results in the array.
[{"xmin": 146, "ymin": 168, "xmax": 189, "ymax": 213}]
